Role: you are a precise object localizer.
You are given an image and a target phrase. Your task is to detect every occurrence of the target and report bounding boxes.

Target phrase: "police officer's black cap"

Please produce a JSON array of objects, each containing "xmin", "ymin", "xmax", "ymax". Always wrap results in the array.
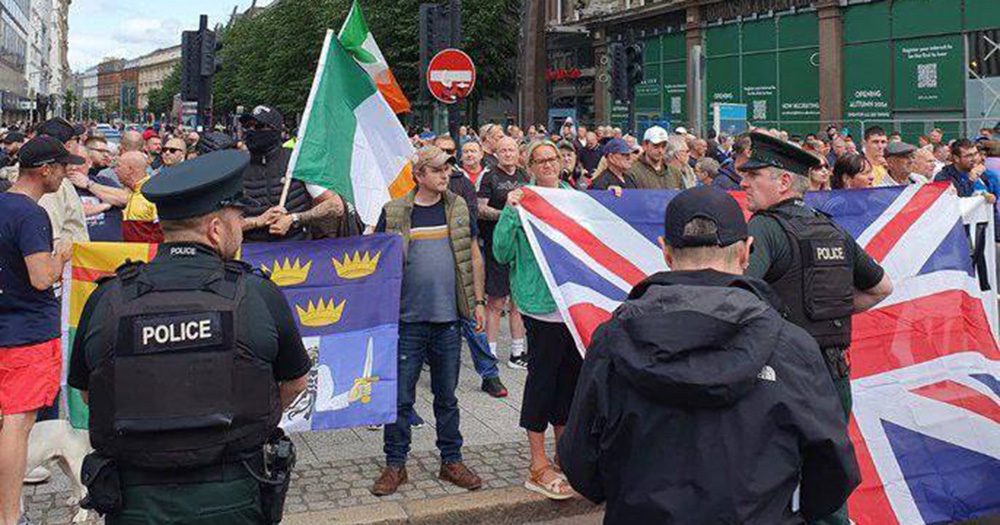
[
  {"xmin": 196, "ymin": 131, "xmax": 237, "ymax": 154},
  {"xmin": 664, "ymin": 186, "xmax": 748, "ymax": 249},
  {"xmin": 741, "ymin": 131, "xmax": 820, "ymax": 176},
  {"xmin": 239, "ymin": 105, "xmax": 284, "ymax": 130},
  {"xmin": 19, "ymin": 135, "xmax": 86, "ymax": 168},
  {"xmin": 38, "ymin": 117, "xmax": 77, "ymax": 144},
  {"xmin": 3, "ymin": 131, "xmax": 25, "ymax": 143},
  {"xmin": 142, "ymin": 150, "xmax": 255, "ymax": 220}
]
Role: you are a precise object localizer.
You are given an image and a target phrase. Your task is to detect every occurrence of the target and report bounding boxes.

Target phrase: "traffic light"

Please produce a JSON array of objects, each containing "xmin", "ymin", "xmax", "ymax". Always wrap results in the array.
[
  {"xmin": 609, "ymin": 42, "xmax": 628, "ymax": 102},
  {"xmin": 181, "ymin": 30, "xmax": 202, "ymax": 101},
  {"xmin": 625, "ymin": 42, "xmax": 644, "ymax": 94}
]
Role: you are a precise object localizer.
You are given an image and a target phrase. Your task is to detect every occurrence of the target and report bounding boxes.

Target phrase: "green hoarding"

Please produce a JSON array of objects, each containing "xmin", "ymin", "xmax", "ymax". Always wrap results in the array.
[
  {"xmin": 742, "ymin": 53, "xmax": 778, "ymax": 123},
  {"xmin": 702, "ymin": 12, "xmax": 819, "ymax": 131},
  {"xmin": 966, "ymin": 0, "xmax": 1000, "ymax": 31},
  {"xmin": 891, "ymin": 0, "xmax": 961, "ymax": 39},
  {"xmin": 662, "ymin": 62, "xmax": 686, "ymax": 123},
  {"xmin": 779, "ymin": 48, "xmax": 820, "ymax": 134},
  {"xmin": 706, "ymin": 56, "xmax": 741, "ymax": 112},
  {"xmin": 843, "ymin": 42, "xmax": 892, "ymax": 122},
  {"xmin": 894, "ymin": 35, "xmax": 964, "ymax": 111}
]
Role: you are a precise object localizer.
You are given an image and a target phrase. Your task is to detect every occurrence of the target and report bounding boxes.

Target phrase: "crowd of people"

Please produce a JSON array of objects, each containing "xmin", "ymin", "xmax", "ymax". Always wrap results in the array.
[{"xmin": 0, "ymin": 108, "xmax": 995, "ymax": 524}]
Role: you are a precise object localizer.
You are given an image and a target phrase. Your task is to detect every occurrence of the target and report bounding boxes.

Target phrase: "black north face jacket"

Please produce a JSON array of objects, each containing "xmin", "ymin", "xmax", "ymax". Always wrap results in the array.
[{"xmin": 558, "ymin": 270, "xmax": 860, "ymax": 525}]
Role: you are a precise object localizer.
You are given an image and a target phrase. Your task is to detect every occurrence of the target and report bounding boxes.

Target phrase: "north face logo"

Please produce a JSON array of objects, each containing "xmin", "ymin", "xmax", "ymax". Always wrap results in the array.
[{"xmin": 757, "ymin": 365, "xmax": 777, "ymax": 382}]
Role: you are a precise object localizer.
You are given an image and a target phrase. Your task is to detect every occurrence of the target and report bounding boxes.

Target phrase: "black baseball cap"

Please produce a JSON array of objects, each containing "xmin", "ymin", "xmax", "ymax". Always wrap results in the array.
[
  {"xmin": 19, "ymin": 135, "xmax": 86, "ymax": 168},
  {"xmin": 3, "ymin": 131, "xmax": 25, "ymax": 144},
  {"xmin": 663, "ymin": 186, "xmax": 748, "ymax": 248},
  {"xmin": 741, "ymin": 131, "xmax": 821, "ymax": 176},
  {"xmin": 239, "ymin": 105, "xmax": 284, "ymax": 130},
  {"xmin": 142, "ymin": 150, "xmax": 256, "ymax": 220}
]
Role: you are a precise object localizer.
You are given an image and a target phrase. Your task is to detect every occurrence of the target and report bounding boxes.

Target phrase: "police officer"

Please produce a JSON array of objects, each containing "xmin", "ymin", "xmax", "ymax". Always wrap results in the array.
[
  {"xmin": 740, "ymin": 132, "xmax": 893, "ymax": 525},
  {"xmin": 239, "ymin": 105, "xmax": 345, "ymax": 242},
  {"xmin": 67, "ymin": 150, "xmax": 311, "ymax": 524}
]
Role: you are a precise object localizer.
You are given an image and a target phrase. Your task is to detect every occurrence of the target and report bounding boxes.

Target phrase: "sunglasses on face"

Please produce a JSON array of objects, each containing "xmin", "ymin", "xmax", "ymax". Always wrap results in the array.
[
  {"xmin": 163, "ymin": 147, "xmax": 185, "ymax": 154},
  {"xmin": 441, "ymin": 148, "xmax": 456, "ymax": 155}
]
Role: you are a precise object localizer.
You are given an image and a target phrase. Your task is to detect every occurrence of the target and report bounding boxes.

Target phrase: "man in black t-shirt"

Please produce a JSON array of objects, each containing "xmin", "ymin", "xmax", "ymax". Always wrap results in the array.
[{"xmin": 477, "ymin": 136, "xmax": 531, "ymax": 369}]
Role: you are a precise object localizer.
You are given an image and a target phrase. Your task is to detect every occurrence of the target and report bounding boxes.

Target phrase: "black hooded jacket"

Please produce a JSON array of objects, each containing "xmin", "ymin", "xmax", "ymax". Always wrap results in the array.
[{"xmin": 558, "ymin": 270, "xmax": 860, "ymax": 525}]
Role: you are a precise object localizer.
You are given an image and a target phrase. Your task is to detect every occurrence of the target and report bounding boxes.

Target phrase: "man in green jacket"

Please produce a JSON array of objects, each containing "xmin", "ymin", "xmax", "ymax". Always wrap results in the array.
[{"xmin": 493, "ymin": 140, "xmax": 580, "ymax": 501}]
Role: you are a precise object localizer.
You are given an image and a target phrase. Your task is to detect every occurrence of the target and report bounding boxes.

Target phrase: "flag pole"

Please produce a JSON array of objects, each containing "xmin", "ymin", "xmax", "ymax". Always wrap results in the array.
[{"xmin": 281, "ymin": 29, "xmax": 335, "ymax": 208}]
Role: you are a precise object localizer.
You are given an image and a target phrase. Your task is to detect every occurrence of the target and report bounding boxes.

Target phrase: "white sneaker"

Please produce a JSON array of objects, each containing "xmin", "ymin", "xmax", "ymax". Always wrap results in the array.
[
  {"xmin": 508, "ymin": 355, "xmax": 528, "ymax": 370},
  {"xmin": 23, "ymin": 466, "xmax": 50, "ymax": 484}
]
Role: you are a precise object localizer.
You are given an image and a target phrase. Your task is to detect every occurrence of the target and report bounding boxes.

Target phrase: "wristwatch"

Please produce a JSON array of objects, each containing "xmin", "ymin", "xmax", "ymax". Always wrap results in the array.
[{"xmin": 291, "ymin": 213, "xmax": 301, "ymax": 226}]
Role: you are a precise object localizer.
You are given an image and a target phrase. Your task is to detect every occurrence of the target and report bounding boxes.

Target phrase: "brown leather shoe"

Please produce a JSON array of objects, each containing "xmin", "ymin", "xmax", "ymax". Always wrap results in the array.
[
  {"xmin": 439, "ymin": 462, "xmax": 482, "ymax": 490},
  {"xmin": 371, "ymin": 465, "xmax": 408, "ymax": 496}
]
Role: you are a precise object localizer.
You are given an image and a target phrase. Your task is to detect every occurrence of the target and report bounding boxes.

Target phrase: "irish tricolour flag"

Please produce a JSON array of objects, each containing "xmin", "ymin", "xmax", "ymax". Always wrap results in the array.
[
  {"xmin": 287, "ymin": 29, "xmax": 415, "ymax": 226},
  {"xmin": 339, "ymin": 0, "xmax": 411, "ymax": 114}
]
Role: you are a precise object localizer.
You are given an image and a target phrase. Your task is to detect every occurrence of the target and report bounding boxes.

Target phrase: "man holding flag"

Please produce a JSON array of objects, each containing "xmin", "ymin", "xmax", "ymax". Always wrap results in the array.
[{"xmin": 239, "ymin": 106, "xmax": 347, "ymax": 242}]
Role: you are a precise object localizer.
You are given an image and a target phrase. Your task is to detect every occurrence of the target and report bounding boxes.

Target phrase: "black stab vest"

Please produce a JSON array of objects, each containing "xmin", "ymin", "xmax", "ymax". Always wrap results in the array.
[
  {"xmin": 759, "ymin": 204, "xmax": 854, "ymax": 350},
  {"xmin": 88, "ymin": 261, "xmax": 280, "ymax": 469}
]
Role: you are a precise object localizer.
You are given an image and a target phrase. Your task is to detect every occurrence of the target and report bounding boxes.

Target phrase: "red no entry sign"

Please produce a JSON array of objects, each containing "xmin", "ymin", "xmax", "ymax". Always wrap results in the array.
[{"xmin": 427, "ymin": 49, "xmax": 476, "ymax": 104}]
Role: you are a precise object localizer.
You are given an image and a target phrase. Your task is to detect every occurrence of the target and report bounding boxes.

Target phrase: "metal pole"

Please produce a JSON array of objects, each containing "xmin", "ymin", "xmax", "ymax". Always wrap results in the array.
[{"xmin": 448, "ymin": 0, "xmax": 462, "ymax": 144}]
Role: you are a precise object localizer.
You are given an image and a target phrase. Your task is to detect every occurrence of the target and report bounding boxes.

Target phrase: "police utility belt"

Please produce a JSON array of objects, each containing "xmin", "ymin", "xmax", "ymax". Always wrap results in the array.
[{"xmin": 81, "ymin": 429, "xmax": 296, "ymax": 524}]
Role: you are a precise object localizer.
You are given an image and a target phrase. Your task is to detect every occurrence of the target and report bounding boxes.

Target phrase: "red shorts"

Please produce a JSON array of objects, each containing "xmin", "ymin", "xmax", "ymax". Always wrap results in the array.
[{"xmin": 0, "ymin": 338, "xmax": 61, "ymax": 415}]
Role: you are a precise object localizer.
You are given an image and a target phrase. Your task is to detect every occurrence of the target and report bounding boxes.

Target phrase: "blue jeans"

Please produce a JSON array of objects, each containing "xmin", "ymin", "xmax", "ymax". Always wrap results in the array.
[
  {"xmin": 384, "ymin": 321, "xmax": 463, "ymax": 466},
  {"xmin": 461, "ymin": 318, "xmax": 499, "ymax": 380}
]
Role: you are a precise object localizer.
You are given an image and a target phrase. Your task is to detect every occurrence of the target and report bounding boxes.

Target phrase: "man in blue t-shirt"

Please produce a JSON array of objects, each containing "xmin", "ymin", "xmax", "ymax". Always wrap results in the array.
[{"xmin": 0, "ymin": 136, "xmax": 82, "ymax": 525}]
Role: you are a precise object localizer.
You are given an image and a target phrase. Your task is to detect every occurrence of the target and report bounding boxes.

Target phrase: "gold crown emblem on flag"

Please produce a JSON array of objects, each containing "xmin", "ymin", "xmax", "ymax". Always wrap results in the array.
[
  {"xmin": 262, "ymin": 258, "xmax": 313, "ymax": 287},
  {"xmin": 295, "ymin": 298, "xmax": 346, "ymax": 328},
  {"xmin": 332, "ymin": 251, "xmax": 381, "ymax": 280}
]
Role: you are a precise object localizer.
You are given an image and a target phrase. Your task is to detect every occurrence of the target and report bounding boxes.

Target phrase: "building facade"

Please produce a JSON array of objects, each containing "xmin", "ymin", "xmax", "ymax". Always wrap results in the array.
[
  {"xmin": 541, "ymin": 0, "xmax": 1000, "ymax": 140},
  {"xmin": 136, "ymin": 44, "xmax": 180, "ymax": 113},
  {"xmin": 97, "ymin": 58, "xmax": 123, "ymax": 111},
  {"xmin": 26, "ymin": 0, "xmax": 51, "ymax": 119},
  {"xmin": 0, "ymin": 0, "xmax": 31, "ymax": 122},
  {"xmin": 47, "ymin": 0, "xmax": 71, "ymax": 116},
  {"xmin": 78, "ymin": 65, "xmax": 97, "ymax": 118}
]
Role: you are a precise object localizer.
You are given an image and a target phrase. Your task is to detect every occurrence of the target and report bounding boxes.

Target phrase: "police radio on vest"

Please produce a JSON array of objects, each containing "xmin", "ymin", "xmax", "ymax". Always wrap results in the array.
[
  {"xmin": 142, "ymin": 319, "xmax": 213, "ymax": 345},
  {"xmin": 816, "ymin": 246, "xmax": 845, "ymax": 261}
]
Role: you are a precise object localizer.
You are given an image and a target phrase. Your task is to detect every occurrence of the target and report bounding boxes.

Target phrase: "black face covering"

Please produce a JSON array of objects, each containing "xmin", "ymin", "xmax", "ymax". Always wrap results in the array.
[{"xmin": 245, "ymin": 129, "xmax": 281, "ymax": 154}]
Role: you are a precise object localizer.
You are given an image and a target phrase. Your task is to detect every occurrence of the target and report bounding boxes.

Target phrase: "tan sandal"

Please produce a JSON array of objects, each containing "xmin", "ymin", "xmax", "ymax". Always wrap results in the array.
[{"xmin": 524, "ymin": 464, "xmax": 574, "ymax": 500}]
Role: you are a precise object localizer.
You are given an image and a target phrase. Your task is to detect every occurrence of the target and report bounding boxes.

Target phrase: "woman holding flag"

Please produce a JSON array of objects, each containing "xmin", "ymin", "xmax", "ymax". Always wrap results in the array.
[{"xmin": 493, "ymin": 141, "xmax": 580, "ymax": 501}]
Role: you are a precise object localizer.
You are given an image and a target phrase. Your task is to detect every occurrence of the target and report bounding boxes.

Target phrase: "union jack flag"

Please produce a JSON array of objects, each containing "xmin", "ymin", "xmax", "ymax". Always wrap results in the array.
[{"xmin": 516, "ymin": 183, "xmax": 1000, "ymax": 524}]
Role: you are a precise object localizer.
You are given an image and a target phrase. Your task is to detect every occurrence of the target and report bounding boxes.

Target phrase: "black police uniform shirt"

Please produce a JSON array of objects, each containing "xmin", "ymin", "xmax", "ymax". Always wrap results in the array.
[
  {"xmin": 68, "ymin": 242, "xmax": 312, "ymax": 391},
  {"xmin": 746, "ymin": 198, "xmax": 884, "ymax": 290}
]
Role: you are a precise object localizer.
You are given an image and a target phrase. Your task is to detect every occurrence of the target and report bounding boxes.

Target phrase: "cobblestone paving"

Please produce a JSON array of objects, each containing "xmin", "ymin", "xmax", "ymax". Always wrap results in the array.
[{"xmin": 24, "ymin": 327, "xmax": 532, "ymax": 524}]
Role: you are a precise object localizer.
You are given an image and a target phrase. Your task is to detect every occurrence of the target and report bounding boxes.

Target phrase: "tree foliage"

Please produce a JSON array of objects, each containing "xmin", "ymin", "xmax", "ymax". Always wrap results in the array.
[
  {"xmin": 147, "ymin": 63, "xmax": 181, "ymax": 119},
  {"xmin": 212, "ymin": 0, "xmax": 520, "ymax": 126}
]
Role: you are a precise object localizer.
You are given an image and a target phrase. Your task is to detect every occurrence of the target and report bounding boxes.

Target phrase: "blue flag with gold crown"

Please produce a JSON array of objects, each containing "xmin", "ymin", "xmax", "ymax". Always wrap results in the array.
[{"xmin": 241, "ymin": 234, "xmax": 402, "ymax": 432}]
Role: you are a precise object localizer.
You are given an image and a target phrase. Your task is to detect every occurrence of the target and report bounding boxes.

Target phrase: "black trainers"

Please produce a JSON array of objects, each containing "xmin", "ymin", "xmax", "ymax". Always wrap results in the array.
[
  {"xmin": 508, "ymin": 354, "xmax": 528, "ymax": 370},
  {"xmin": 481, "ymin": 377, "xmax": 509, "ymax": 398}
]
